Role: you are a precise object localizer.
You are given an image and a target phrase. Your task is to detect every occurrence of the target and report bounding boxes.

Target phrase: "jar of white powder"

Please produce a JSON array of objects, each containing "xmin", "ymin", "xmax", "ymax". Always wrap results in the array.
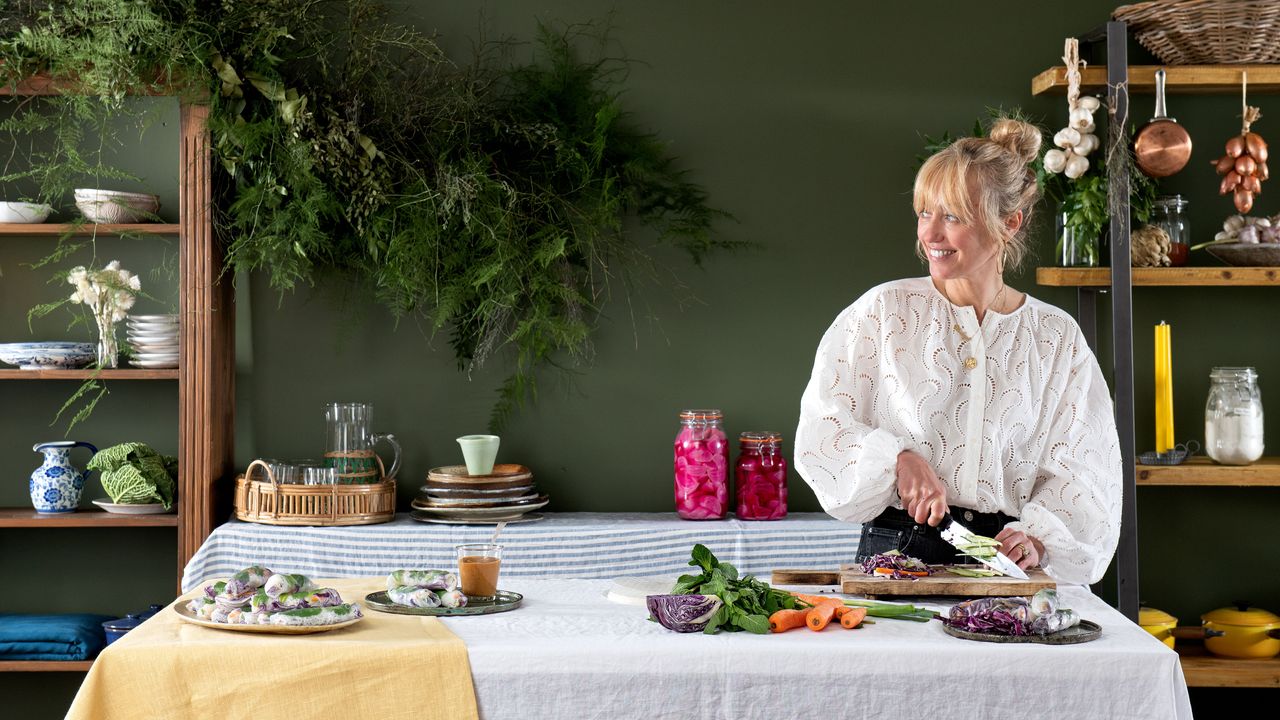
[{"xmin": 1204, "ymin": 367, "xmax": 1264, "ymax": 465}]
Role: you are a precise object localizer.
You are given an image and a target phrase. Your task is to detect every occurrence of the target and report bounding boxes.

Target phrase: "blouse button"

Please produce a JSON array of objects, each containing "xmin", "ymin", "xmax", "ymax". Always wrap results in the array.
[{"xmin": 963, "ymin": 357, "xmax": 977, "ymax": 370}]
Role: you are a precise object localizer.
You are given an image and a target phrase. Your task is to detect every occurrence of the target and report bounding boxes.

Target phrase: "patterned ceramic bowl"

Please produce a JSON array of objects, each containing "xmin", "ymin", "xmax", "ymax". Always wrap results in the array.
[
  {"xmin": 74, "ymin": 189, "xmax": 160, "ymax": 224},
  {"xmin": 0, "ymin": 342, "xmax": 96, "ymax": 369}
]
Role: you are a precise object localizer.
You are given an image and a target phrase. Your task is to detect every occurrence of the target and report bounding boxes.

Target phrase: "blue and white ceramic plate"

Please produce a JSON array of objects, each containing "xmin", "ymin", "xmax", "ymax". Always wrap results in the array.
[{"xmin": 0, "ymin": 342, "xmax": 96, "ymax": 369}]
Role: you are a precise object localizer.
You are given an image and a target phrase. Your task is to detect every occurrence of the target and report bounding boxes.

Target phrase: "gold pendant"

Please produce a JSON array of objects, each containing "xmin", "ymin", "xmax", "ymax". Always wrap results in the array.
[{"xmin": 964, "ymin": 357, "xmax": 978, "ymax": 370}]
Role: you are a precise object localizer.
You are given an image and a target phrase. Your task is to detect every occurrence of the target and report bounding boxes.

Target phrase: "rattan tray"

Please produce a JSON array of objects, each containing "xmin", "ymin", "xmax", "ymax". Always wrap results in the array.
[{"xmin": 234, "ymin": 459, "xmax": 396, "ymax": 526}]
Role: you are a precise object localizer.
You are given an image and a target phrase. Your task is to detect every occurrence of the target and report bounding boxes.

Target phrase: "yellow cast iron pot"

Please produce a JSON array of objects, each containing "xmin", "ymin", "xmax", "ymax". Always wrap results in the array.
[
  {"xmin": 1201, "ymin": 603, "xmax": 1280, "ymax": 659},
  {"xmin": 1138, "ymin": 607, "xmax": 1178, "ymax": 649}
]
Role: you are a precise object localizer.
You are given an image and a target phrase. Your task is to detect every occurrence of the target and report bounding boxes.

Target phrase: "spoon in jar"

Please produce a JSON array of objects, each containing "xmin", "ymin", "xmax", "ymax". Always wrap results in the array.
[{"xmin": 489, "ymin": 521, "xmax": 507, "ymax": 545}]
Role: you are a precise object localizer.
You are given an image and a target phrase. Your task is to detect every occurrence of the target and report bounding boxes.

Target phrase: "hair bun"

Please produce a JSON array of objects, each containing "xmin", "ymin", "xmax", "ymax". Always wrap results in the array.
[{"xmin": 988, "ymin": 118, "xmax": 1042, "ymax": 165}]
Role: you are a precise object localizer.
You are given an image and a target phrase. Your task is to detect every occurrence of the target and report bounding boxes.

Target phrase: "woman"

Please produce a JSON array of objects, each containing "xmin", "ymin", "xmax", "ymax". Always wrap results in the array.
[{"xmin": 793, "ymin": 118, "xmax": 1122, "ymax": 585}]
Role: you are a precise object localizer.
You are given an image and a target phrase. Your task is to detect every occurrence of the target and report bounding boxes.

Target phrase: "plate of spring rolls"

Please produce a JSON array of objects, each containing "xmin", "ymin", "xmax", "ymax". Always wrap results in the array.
[
  {"xmin": 175, "ymin": 566, "xmax": 365, "ymax": 634},
  {"xmin": 365, "ymin": 569, "xmax": 523, "ymax": 616}
]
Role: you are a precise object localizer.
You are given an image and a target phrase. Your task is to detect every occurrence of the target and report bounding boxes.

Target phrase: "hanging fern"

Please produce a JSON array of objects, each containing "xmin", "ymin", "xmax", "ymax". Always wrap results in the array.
[{"xmin": 2, "ymin": 1, "xmax": 736, "ymax": 431}]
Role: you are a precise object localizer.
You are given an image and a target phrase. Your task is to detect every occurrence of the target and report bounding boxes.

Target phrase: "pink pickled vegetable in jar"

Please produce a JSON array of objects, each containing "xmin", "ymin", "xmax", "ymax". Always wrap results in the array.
[
  {"xmin": 674, "ymin": 409, "xmax": 729, "ymax": 520},
  {"xmin": 735, "ymin": 431, "xmax": 787, "ymax": 520}
]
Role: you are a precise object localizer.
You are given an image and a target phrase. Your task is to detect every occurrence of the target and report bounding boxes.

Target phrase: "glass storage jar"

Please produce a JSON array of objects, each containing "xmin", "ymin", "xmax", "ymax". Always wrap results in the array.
[
  {"xmin": 1204, "ymin": 367, "xmax": 1264, "ymax": 465},
  {"xmin": 674, "ymin": 409, "xmax": 729, "ymax": 520},
  {"xmin": 735, "ymin": 431, "xmax": 787, "ymax": 520},
  {"xmin": 1055, "ymin": 203, "xmax": 1100, "ymax": 268},
  {"xmin": 1151, "ymin": 195, "xmax": 1190, "ymax": 267}
]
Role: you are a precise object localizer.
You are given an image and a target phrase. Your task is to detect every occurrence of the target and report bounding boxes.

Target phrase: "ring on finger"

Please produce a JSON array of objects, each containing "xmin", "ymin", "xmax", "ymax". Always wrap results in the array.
[{"xmin": 1016, "ymin": 542, "xmax": 1028, "ymax": 559}]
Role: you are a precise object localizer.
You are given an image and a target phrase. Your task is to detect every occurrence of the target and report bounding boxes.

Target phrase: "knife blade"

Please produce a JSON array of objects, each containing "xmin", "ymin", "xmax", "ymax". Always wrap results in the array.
[{"xmin": 938, "ymin": 513, "xmax": 1029, "ymax": 580}]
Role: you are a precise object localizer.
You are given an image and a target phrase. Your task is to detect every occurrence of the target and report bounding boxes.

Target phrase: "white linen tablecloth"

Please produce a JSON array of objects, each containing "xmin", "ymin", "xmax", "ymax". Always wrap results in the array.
[
  {"xmin": 444, "ymin": 579, "xmax": 1192, "ymax": 720},
  {"xmin": 182, "ymin": 512, "xmax": 860, "ymax": 592}
]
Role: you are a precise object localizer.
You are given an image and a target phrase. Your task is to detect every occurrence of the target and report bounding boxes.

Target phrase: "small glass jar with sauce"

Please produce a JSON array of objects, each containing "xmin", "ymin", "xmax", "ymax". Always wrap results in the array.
[
  {"xmin": 734, "ymin": 431, "xmax": 787, "ymax": 520},
  {"xmin": 1151, "ymin": 195, "xmax": 1190, "ymax": 267}
]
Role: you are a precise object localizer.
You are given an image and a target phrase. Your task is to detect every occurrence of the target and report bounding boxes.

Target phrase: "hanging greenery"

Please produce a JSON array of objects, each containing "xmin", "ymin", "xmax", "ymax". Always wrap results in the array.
[{"xmin": 0, "ymin": 0, "xmax": 734, "ymax": 430}]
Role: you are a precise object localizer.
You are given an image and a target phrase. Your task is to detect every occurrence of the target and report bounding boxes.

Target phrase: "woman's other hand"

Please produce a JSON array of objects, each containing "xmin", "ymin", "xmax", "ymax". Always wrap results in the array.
[
  {"xmin": 995, "ymin": 527, "xmax": 1045, "ymax": 569},
  {"xmin": 895, "ymin": 450, "xmax": 949, "ymax": 526}
]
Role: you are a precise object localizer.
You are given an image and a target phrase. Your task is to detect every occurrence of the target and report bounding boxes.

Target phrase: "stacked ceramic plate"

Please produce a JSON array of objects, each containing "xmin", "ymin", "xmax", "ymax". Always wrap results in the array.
[
  {"xmin": 411, "ymin": 464, "xmax": 548, "ymax": 524},
  {"xmin": 127, "ymin": 314, "xmax": 179, "ymax": 368}
]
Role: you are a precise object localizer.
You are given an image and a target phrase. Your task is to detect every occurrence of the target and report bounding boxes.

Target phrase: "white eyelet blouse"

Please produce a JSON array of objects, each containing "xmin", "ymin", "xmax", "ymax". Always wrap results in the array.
[{"xmin": 794, "ymin": 277, "xmax": 1122, "ymax": 584}]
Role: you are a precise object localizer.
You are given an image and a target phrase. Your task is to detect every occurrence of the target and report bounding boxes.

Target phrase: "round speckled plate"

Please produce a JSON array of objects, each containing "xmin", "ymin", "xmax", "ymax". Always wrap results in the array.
[
  {"xmin": 364, "ymin": 590, "xmax": 522, "ymax": 616},
  {"xmin": 172, "ymin": 603, "xmax": 364, "ymax": 634},
  {"xmin": 942, "ymin": 619, "xmax": 1101, "ymax": 644}
]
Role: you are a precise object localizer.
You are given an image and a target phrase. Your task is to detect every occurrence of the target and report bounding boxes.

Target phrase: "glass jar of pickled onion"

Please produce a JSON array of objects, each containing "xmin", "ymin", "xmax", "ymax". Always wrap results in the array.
[
  {"xmin": 735, "ymin": 432, "xmax": 787, "ymax": 520},
  {"xmin": 674, "ymin": 409, "xmax": 729, "ymax": 520}
]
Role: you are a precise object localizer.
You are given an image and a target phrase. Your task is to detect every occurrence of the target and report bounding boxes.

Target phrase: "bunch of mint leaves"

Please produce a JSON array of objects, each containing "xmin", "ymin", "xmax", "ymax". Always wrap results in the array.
[{"xmin": 671, "ymin": 544, "xmax": 801, "ymax": 634}]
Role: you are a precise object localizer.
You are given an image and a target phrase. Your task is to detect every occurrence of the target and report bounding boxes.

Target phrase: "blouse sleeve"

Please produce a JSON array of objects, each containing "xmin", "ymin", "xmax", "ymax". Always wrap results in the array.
[
  {"xmin": 793, "ymin": 294, "xmax": 907, "ymax": 523},
  {"xmin": 1003, "ymin": 337, "xmax": 1123, "ymax": 585}
]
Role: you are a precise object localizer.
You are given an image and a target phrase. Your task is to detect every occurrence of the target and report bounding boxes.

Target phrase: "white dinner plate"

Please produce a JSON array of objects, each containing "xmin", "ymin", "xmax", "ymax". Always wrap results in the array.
[
  {"xmin": 129, "ymin": 359, "xmax": 179, "ymax": 368},
  {"xmin": 92, "ymin": 499, "xmax": 171, "ymax": 514}
]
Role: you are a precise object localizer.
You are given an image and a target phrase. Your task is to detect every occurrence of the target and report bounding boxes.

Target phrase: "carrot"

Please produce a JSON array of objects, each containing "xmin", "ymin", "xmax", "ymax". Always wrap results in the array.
[
  {"xmin": 790, "ymin": 592, "xmax": 843, "ymax": 607},
  {"xmin": 871, "ymin": 567, "xmax": 930, "ymax": 578},
  {"xmin": 769, "ymin": 609, "xmax": 809, "ymax": 633},
  {"xmin": 806, "ymin": 603, "xmax": 838, "ymax": 631},
  {"xmin": 839, "ymin": 607, "xmax": 868, "ymax": 629}
]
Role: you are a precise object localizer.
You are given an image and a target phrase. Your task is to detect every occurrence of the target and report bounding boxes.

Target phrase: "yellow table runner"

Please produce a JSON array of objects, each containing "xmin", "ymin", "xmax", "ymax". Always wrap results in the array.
[{"xmin": 66, "ymin": 577, "xmax": 479, "ymax": 720}]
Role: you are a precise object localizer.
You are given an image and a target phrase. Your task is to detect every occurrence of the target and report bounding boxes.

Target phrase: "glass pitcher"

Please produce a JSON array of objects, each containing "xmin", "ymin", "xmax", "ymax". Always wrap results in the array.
[{"xmin": 323, "ymin": 402, "xmax": 402, "ymax": 484}]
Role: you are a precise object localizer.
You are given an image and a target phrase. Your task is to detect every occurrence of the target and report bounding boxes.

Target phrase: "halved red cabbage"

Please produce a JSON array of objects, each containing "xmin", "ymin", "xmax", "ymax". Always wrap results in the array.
[{"xmin": 646, "ymin": 594, "xmax": 723, "ymax": 633}]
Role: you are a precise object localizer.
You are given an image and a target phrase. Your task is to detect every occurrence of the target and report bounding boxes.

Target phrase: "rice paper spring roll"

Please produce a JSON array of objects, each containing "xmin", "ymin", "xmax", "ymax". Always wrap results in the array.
[
  {"xmin": 188, "ymin": 597, "xmax": 217, "ymax": 618},
  {"xmin": 282, "ymin": 588, "xmax": 343, "ymax": 610},
  {"xmin": 250, "ymin": 590, "xmax": 278, "ymax": 614},
  {"xmin": 263, "ymin": 573, "xmax": 315, "ymax": 598},
  {"xmin": 224, "ymin": 565, "xmax": 273, "ymax": 598},
  {"xmin": 268, "ymin": 603, "xmax": 363, "ymax": 627},
  {"xmin": 203, "ymin": 581, "xmax": 226, "ymax": 599},
  {"xmin": 386, "ymin": 569, "xmax": 457, "ymax": 592},
  {"xmin": 436, "ymin": 589, "xmax": 468, "ymax": 608},
  {"xmin": 214, "ymin": 592, "xmax": 252, "ymax": 611},
  {"xmin": 388, "ymin": 585, "xmax": 442, "ymax": 608}
]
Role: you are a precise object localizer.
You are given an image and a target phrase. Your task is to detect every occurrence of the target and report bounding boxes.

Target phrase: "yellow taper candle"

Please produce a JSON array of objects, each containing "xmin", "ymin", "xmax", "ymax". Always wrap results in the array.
[{"xmin": 1154, "ymin": 322, "xmax": 1173, "ymax": 453}]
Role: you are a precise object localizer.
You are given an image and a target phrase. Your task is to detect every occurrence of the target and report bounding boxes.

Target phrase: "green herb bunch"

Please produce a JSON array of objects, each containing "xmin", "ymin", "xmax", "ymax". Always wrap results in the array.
[{"xmin": 671, "ymin": 544, "xmax": 801, "ymax": 634}]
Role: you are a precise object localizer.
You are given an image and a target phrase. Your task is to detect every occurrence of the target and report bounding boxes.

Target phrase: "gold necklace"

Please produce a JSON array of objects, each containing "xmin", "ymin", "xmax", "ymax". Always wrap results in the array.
[{"xmin": 940, "ymin": 281, "xmax": 1006, "ymax": 370}]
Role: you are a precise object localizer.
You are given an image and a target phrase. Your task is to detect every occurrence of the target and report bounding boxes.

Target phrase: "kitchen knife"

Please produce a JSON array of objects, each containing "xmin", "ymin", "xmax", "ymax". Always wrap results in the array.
[{"xmin": 938, "ymin": 513, "xmax": 1029, "ymax": 580}]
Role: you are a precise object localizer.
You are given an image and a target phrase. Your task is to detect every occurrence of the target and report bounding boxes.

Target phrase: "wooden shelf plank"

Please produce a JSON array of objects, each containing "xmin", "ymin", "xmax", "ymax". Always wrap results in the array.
[
  {"xmin": 0, "ymin": 368, "xmax": 177, "ymax": 379},
  {"xmin": 1137, "ymin": 457, "xmax": 1280, "ymax": 486},
  {"xmin": 0, "ymin": 223, "xmax": 179, "ymax": 235},
  {"xmin": 0, "ymin": 507, "xmax": 177, "ymax": 527},
  {"xmin": 1036, "ymin": 266, "xmax": 1280, "ymax": 287},
  {"xmin": 0, "ymin": 660, "xmax": 93, "ymax": 672},
  {"xmin": 1033, "ymin": 65, "xmax": 1280, "ymax": 96},
  {"xmin": 1176, "ymin": 646, "xmax": 1280, "ymax": 688}
]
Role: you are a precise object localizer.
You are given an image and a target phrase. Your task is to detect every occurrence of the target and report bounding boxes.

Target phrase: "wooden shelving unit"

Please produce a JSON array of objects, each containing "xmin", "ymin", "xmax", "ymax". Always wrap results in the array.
[
  {"xmin": 1137, "ymin": 457, "xmax": 1280, "ymax": 486},
  {"xmin": 1032, "ymin": 64, "xmax": 1280, "ymax": 96},
  {"xmin": 1176, "ymin": 646, "xmax": 1280, "ymax": 688},
  {"xmin": 0, "ymin": 661, "xmax": 92, "ymax": 672},
  {"xmin": 0, "ymin": 75, "xmax": 235, "ymax": 676},
  {"xmin": 0, "ymin": 507, "xmax": 176, "ymax": 528},
  {"xmin": 0, "ymin": 369, "xmax": 177, "ymax": 380},
  {"xmin": 1036, "ymin": 266, "xmax": 1280, "ymax": 287},
  {"xmin": 0, "ymin": 223, "xmax": 180, "ymax": 235}
]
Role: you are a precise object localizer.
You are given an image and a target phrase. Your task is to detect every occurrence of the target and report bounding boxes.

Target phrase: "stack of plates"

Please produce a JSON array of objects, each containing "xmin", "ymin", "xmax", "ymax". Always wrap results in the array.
[
  {"xmin": 411, "ymin": 464, "xmax": 548, "ymax": 524},
  {"xmin": 127, "ymin": 314, "xmax": 179, "ymax": 368}
]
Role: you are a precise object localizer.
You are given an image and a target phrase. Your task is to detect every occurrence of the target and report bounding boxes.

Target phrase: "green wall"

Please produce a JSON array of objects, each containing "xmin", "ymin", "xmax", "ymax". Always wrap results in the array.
[{"xmin": 4, "ymin": 2, "xmax": 1278, "ymax": 716}]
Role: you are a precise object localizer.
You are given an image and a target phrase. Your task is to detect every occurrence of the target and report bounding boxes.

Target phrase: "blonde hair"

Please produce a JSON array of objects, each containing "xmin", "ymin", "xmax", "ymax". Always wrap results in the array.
[{"xmin": 912, "ymin": 118, "xmax": 1043, "ymax": 271}]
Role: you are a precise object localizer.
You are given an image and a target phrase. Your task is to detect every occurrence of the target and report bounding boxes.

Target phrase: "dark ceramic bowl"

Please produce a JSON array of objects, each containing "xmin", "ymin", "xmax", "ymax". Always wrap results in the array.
[{"xmin": 1205, "ymin": 242, "xmax": 1280, "ymax": 266}]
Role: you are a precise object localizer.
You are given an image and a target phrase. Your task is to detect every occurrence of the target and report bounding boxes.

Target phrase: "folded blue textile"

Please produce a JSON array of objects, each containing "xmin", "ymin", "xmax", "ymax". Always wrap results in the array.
[{"xmin": 0, "ymin": 613, "xmax": 113, "ymax": 661}]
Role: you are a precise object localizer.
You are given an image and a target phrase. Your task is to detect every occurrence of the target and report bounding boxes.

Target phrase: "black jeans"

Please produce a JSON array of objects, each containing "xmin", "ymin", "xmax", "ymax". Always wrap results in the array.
[{"xmin": 855, "ymin": 506, "xmax": 1016, "ymax": 564}]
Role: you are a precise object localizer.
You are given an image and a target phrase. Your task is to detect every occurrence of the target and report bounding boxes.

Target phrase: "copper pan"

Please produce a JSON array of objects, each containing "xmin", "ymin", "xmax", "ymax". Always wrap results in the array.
[{"xmin": 1134, "ymin": 69, "xmax": 1191, "ymax": 178}]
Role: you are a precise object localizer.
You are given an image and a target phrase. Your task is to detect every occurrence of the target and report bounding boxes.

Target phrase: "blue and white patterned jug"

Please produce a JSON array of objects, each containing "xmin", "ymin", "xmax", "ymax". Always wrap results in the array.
[{"xmin": 30, "ymin": 441, "xmax": 98, "ymax": 513}]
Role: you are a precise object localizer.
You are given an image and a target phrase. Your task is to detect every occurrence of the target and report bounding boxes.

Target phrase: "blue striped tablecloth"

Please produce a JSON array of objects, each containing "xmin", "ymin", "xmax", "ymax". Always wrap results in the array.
[{"xmin": 181, "ymin": 512, "xmax": 861, "ymax": 592}]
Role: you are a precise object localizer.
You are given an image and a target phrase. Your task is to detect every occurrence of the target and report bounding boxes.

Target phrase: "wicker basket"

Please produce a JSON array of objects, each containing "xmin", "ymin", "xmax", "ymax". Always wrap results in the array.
[
  {"xmin": 234, "ymin": 459, "xmax": 396, "ymax": 526},
  {"xmin": 1114, "ymin": 1, "xmax": 1280, "ymax": 65}
]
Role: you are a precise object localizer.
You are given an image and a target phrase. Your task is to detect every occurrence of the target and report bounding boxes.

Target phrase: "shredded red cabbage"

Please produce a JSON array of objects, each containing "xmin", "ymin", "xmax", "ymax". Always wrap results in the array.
[{"xmin": 859, "ymin": 550, "xmax": 936, "ymax": 580}]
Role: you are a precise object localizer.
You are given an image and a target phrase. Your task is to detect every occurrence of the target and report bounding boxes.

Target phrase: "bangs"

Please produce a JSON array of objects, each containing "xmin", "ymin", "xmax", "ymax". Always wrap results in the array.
[{"xmin": 912, "ymin": 151, "xmax": 977, "ymax": 226}]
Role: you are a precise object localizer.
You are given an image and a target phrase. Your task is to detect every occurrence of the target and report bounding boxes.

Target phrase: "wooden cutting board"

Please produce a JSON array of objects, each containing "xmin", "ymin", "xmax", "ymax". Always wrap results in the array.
[{"xmin": 771, "ymin": 566, "xmax": 1056, "ymax": 598}]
